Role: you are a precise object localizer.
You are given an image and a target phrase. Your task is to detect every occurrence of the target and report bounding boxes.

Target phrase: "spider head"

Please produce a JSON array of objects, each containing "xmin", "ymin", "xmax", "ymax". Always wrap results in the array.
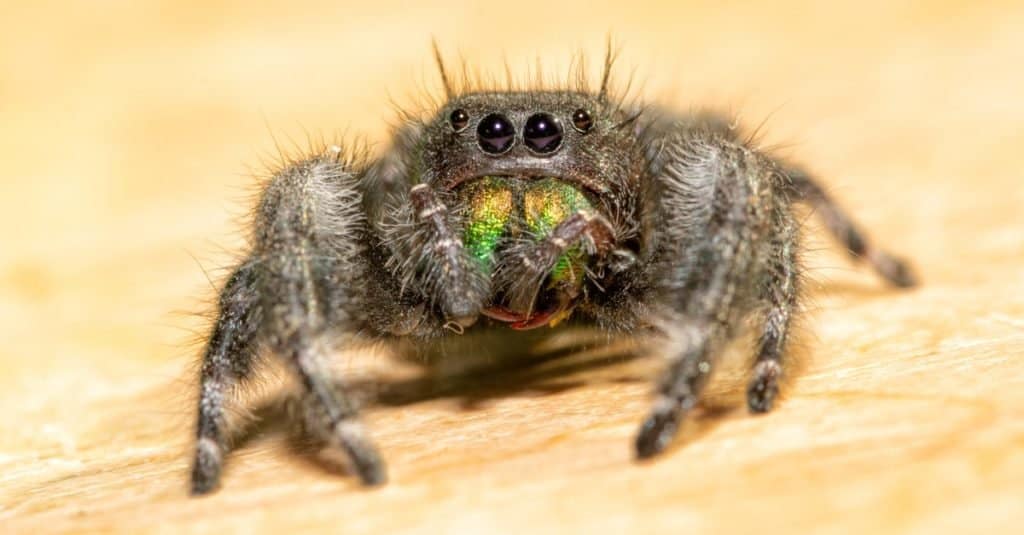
[
  {"xmin": 404, "ymin": 91, "xmax": 641, "ymax": 325},
  {"xmin": 417, "ymin": 91, "xmax": 639, "ymax": 196}
]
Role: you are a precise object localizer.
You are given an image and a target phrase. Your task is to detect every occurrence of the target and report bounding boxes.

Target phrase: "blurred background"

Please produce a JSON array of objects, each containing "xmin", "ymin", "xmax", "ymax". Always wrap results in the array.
[{"xmin": 2, "ymin": 1, "xmax": 1022, "ymax": 533}]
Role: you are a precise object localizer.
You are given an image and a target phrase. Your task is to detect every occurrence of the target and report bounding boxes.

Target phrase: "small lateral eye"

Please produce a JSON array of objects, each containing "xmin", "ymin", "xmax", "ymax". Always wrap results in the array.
[
  {"xmin": 571, "ymin": 109, "xmax": 593, "ymax": 133},
  {"xmin": 449, "ymin": 108, "xmax": 469, "ymax": 132}
]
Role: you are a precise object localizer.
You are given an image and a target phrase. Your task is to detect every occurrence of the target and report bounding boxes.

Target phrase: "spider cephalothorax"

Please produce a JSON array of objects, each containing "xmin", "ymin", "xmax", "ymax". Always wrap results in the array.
[{"xmin": 188, "ymin": 46, "xmax": 916, "ymax": 495}]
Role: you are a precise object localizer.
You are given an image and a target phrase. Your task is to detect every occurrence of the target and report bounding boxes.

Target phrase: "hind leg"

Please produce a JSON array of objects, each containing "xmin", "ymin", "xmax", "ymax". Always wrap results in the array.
[{"xmin": 785, "ymin": 166, "xmax": 917, "ymax": 287}]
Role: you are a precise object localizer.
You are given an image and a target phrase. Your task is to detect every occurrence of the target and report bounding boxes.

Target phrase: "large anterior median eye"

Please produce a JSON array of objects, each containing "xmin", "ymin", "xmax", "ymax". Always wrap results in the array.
[
  {"xmin": 523, "ymin": 113, "xmax": 563, "ymax": 154},
  {"xmin": 476, "ymin": 113, "xmax": 515, "ymax": 154}
]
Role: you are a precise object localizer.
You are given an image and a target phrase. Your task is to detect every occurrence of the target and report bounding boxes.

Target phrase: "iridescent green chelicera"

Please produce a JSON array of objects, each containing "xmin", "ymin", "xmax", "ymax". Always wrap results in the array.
[
  {"xmin": 461, "ymin": 176, "xmax": 513, "ymax": 270},
  {"xmin": 523, "ymin": 178, "xmax": 593, "ymax": 286},
  {"xmin": 460, "ymin": 176, "xmax": 594, "ymax": 286}
]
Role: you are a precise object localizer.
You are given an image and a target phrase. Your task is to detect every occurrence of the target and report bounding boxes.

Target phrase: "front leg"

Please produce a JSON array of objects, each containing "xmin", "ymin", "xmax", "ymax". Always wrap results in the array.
[
  {"xmin": 254, "ymin": 150, "xmax": 387, "ymax": 485},
  {"xmin": 634, "ymin": 127, "xmax": 768, "ymax": 458},
  {"xmin": 190, "ymin": 262, "xmax": 262, "ymax": 495},
  {"xmin": 190, "ymin": 147, "xmax": 399, "ymax": 496}
]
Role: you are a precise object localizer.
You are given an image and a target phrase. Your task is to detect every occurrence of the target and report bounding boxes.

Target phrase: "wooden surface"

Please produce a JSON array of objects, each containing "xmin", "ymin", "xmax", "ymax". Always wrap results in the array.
[{"xmin": 2, "ymin": 1, "xmax": 1023, "ymax": 533}]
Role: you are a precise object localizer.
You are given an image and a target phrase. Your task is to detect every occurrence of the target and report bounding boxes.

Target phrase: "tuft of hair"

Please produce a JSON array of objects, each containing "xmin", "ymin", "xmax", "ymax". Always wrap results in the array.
[
  {"xmin": 395, "ymin": 38, "xmax": 641, "ymax": 121},
  {"xmin": 431, "ymin": 38, "xmax": 454, "ymax": 99}
]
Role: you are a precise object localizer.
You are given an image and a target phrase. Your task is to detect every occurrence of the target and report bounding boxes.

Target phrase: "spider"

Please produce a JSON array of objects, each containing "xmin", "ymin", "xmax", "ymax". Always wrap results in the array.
[{"xmin": 189, "ymin": 46, "xmax": 916, "ymax": 495}]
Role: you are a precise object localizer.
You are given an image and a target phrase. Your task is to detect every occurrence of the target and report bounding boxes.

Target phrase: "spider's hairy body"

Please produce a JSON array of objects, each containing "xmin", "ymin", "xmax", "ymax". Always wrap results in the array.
[{"xmin": 188, "ymin": 48, "xmax": 916, "ymax": 495}]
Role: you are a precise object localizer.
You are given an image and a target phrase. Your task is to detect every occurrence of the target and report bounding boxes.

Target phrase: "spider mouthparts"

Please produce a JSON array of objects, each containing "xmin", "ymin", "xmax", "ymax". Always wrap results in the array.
[
  {"xmin": 481, "ymin": 304, "xmax": 574, "ymax": 330},
  {"xmin": 480, "ymin": 306, "xmax": 525, "ymax": 323},
  {"xmin": 510, "ymin": 309, "xmax": 557, "ymax": 330}
]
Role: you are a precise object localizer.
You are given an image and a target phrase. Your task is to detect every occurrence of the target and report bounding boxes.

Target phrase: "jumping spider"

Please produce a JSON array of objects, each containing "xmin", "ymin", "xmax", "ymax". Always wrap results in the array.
[{"xmin": 189, "ymin": 48, "xmax": 916, "ymax": 495}]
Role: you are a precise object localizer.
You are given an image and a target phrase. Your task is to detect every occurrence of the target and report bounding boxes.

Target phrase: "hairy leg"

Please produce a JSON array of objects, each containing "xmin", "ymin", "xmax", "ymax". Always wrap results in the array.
[
  {"xmin": 190, "ymin": 262, "xmax": 262, "ymax": 495},
  {"xmin": 634, "ymin": 130, "xmax": 764, "ymax": 458},
  {"xmin": 254, "ymin": 150, "xmax": 386, "ymax": 486},
  {"xmin": 785, "ymin": 165, "xmax": 916, "ymax": 287},
  {"xmin": 626, "ymin": 114, "xmax": 916, "ymax": 458},
  {"xmin": 635, "ymin": 319, "xmax": 731, "ymax": 458},
  {"xmin": 747, "ymin": 214, "xmax": 800, "ymax": 413}
]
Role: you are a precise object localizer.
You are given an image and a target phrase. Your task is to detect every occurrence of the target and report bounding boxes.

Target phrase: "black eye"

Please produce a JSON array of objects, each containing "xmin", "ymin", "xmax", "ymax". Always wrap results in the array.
[
  {"xmin": 449, "ymin": 108, "xmax": 469, "ymax": 132},
  {"xmin": 523, "ymin": 112, "xmax": 563, "ymax": 155},
  {"xmin": 571, "ymin": 109, "xmax": 593, "ymax": 133},
  {"xmin": 476, "ymin": 113, "xmax": 515, "ymax": 154}
]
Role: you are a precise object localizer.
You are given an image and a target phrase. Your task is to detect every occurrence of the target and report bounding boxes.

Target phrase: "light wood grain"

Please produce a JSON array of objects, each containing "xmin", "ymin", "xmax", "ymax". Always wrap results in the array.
[{"xmin": 2, "ymin": 1, "xmax": 1023, "ymax": 533}]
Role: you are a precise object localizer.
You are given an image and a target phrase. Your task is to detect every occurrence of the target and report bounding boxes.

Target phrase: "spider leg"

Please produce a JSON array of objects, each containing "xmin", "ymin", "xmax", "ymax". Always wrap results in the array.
[
  {"xmin": 785, "ymin": 165, "xmax": 917, "ymax": 287},
  {"xmin": 255, "ymin": 153, "xmax": 385, "ymax": 487},
  {"xmin": 635, "ymin": 255, "xmax": 755, "ymax": 457},
  {"xmin": 634, "ymin": 129, "xmax": 763, "ymax": 458},
  {"xmin": 191, "ymin": 149, "xmax": 389, "ymax": 496},
  {"xmin": 190, "ymin": 262, "xmax": 262, "ymax": 495},
  {"xmin": 747, "ymin": 215, "xmax": 800, "ymax": 413}
]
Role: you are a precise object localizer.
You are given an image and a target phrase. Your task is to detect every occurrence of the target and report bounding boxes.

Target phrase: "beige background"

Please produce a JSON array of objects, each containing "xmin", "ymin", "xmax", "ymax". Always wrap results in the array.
[{"xmin": 2, "ymin": 1, "xmax": 1023, "ymax": 533}]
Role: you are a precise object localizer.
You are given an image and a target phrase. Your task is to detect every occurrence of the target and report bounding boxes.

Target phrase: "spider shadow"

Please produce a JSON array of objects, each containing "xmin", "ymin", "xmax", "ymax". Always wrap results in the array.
[{"xmin": 226, "ymin": 326, "xmax": 750, "ymax": 476}]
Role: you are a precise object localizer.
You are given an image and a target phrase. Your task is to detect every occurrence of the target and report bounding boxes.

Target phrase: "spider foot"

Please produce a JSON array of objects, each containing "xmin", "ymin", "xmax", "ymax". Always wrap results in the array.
[
  {"xmin": 747, "ymin": 360, "xmax": 782, "ymax": 413},
  {"xmin": 634, "ymin": 398, "xmax": 682, "ymax": 459},
  {"xmin": 190, "ymin": 437, "xmax": 224, "ymax": 496},
  {"xmin": 333, "ymin": 421, "xmax": 388, "ymax": 486}
]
